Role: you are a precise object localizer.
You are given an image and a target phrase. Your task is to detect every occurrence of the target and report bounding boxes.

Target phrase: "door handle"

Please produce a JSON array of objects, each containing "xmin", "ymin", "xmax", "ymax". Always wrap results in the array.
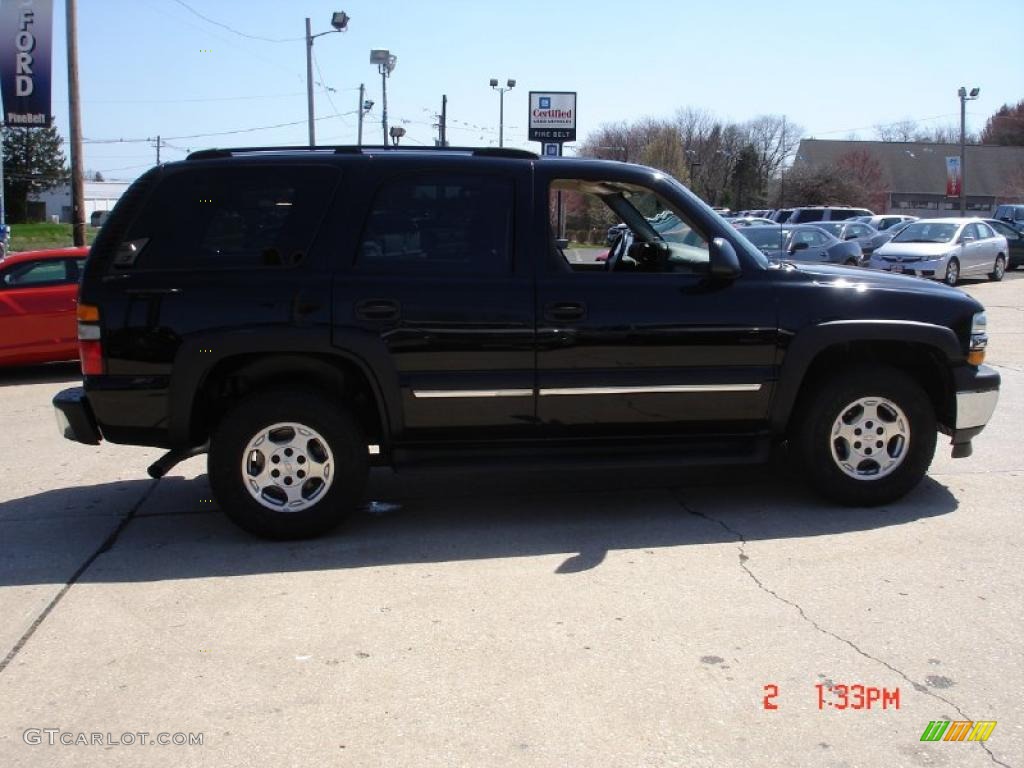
[
  {"xmin": 544, "ymin": 301, "xmax": 586, "ymax": 322},
  {"xmin": 356, "ymin": 299, "xmax": 400, "ymax": 321}
]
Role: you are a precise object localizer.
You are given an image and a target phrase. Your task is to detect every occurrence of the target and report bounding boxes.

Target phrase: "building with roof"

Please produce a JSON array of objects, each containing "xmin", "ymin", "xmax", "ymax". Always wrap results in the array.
[
  {"xmin": 28, "ymin": 180, "xmax": 131, "ymax": 224},
  {"xmin": 794, "ymin": 139, "xmax": 1024, "ymax": 218}
]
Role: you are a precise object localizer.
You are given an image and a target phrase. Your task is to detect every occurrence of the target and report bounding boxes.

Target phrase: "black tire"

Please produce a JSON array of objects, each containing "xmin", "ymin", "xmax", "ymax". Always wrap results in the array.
[
  {"xmin": 989, "ymin": 254, "xmax": 1006, "ymax": 282},
  {"xmin": 793, "ymin": 366, "xmax": 936, "ymax": 506},
  {"xmin": 943, "ymin": 258, "xmax": 959, "ymax": 287},
  {"xmin": 208, "ymin": 389, "xmax": 368, "ymax": 539}
]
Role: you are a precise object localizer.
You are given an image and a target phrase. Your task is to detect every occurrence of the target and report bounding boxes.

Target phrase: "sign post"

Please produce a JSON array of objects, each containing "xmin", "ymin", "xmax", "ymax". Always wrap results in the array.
[{"xmin": 530, "ymin": 92, "xmax": 577, "ymax": 239}]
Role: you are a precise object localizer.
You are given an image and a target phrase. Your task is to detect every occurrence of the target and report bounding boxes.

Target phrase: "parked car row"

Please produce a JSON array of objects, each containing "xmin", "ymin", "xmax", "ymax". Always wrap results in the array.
[{"xmin": 733, "ymin": 217, "xmax": 1014, "ymax": 287}]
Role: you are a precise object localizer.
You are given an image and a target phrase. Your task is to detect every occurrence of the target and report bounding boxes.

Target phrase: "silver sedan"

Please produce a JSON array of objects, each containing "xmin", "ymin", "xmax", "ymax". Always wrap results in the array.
[{"xmin": 868, "ymin": 218, "xmax": 1009, "ymax": 286}]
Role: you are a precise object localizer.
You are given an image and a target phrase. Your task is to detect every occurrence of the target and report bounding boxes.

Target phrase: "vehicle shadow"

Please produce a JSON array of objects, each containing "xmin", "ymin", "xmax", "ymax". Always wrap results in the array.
[
  {"xmin": 0, "ymin": 462, "xmax": 959, "ymax": 586},
  {"xmin": 0, "ymin": 361, "xmax": 80, "ymax": 388}
]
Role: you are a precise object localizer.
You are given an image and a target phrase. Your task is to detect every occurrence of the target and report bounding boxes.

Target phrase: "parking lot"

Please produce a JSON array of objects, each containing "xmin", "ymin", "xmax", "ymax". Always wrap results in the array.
[{"xmin": 0, "ymin": 274, "xmax": 1020, "ymax": 767}]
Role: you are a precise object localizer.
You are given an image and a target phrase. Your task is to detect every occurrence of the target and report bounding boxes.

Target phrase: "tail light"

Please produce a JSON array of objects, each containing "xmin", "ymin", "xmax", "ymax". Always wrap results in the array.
[{"xmin": 77, "ymin": 303, "xmax": 104, "ymax": 375}]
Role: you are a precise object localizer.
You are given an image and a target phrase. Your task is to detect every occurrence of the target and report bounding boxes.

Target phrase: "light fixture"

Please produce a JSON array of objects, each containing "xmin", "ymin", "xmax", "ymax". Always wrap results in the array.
[
  {"xmin": 489, "ymin": 78, "xmax": 499, "ymax": 87},
  {"xmin": 330, "ymin": 11, "xmax": 349, "ymax": 30}
]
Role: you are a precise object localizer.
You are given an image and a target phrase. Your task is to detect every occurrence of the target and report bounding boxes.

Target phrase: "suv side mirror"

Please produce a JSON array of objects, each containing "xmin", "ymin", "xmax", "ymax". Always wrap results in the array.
[
  {"xmin": 554, "ymin": 238, "xmax": 569, "ymax": 250},
  {"xmin": 789, "ymin": 241, "xmax": 810, "ymax": 253},
  {"xmin": 710, "ymin": 237, "xmax": 741, "ymax": 278}
]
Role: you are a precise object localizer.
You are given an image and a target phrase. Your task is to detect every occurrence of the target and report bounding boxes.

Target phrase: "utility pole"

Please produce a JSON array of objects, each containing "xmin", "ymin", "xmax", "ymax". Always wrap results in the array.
[
  {"xmin": 66, "ymin": 0, "xmax": 86, "ymax": 246},
  {"xmin": 440, "ymin": 94, "xmax": 447, "ymax": 147},
  {"xmin": 305, "ymin": 18, "xmax": 315, "ymax": 146},
  {"xmin": 155, "ymin": 135, "xmax": 161, "ymax": 164},
  {"xmin": 357, "ymin": 83, "xmax": 365, "ymax": 146}
]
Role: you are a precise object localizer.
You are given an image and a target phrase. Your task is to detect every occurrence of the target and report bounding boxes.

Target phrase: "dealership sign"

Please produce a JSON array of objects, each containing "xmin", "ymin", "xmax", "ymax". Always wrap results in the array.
[
  {"xmin": 528, "ymin": 91, "xmax": 576, "ymax": 143},
  {"xmin": 0, "ymin": 0, "xmax": 53, "ymax": 126}
]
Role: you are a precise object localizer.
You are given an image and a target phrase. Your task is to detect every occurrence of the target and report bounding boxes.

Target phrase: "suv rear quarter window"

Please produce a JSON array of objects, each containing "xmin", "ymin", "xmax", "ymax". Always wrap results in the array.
[{"xmin": 118, "ymin": 165, "xmax": 340, "ymax": 271}]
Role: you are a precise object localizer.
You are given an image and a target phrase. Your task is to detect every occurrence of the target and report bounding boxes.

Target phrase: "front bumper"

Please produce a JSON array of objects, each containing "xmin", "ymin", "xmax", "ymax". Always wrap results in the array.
[
  {"xmin": 53, "ymin": 387, "xmax": 102, "ymax": 445},
  {"xmin": 869, "ymin": 255, "xmax": 947, "ymax": 278},
  {"xmin": 948, "ymin": 365, "xmax": 1000, "ymax": 456}
]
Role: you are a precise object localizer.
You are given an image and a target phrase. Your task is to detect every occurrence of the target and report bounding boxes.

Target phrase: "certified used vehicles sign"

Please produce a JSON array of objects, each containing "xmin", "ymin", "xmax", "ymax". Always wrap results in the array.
[{"xmin": 528, "ymin": 91, "xmax": 576, "ymax": 143}]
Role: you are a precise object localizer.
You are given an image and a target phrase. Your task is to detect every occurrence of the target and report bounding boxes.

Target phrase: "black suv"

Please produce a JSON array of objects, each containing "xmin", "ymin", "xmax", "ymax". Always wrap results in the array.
[{"xmin": 54, "ymin": 146, "xmax": 1000, "ymax": 538}]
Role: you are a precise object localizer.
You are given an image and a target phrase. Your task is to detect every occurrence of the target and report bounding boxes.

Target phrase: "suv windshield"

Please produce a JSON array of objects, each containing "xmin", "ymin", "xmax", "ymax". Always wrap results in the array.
[{"xmin": 891, "ymin": 222, "xmax": 959, "ymax": 244}]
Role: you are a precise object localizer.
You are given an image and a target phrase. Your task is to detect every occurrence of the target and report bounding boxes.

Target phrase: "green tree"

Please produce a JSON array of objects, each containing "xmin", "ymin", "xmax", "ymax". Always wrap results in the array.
[{"xmin": 2, "ymin": 125, "xmax": 69, "ymax": 222}]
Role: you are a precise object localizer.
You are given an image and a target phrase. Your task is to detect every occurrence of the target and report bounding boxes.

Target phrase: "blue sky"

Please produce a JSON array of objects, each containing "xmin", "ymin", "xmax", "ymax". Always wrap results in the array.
[{"xmin": 37, "ymin": 0, "xmax": 1024, "ymax": 180}]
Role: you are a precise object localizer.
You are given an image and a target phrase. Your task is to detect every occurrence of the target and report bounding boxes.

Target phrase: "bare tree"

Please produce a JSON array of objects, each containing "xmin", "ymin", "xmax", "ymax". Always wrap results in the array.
[{"xmin": 874, "ymin": 119, "xmax": 920, "ymax": 142}]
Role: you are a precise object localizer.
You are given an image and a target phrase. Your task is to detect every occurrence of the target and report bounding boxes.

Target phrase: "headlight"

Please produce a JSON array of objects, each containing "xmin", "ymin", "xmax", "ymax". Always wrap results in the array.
[{"xmin": 968, "ymin": 311, "xmax": 987, "ymax": 365}]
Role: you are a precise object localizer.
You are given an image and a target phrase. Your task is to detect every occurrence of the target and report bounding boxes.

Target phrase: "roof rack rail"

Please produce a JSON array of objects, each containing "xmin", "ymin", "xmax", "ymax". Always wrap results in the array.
[{"xmin": 186, "ymin": 145, "xmax": 539, "ymax": 161}]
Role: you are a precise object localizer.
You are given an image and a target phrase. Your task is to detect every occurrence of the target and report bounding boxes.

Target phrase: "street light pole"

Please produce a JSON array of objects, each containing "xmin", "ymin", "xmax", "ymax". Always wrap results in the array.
[
  {"xmin": 490, "ymin": 79, "xmax": 516, "ymax": 148},
  {"xmin": 381, "ymin": 67, "xmax": 388, "ymax": 144},
  {"xmin": 357, "ymin": 83, "xmax": 365, "ymax": 146},
  {"xmin": 958, "ymin": 86, "xmax": 979, "ymax": 217},
  {"xmin": 304, "ymin": 12, "xmax": 350, "ymax": 148},
  {"xmin": 370, "ymin": 50, "xmax": 397, "ymax": 146}
]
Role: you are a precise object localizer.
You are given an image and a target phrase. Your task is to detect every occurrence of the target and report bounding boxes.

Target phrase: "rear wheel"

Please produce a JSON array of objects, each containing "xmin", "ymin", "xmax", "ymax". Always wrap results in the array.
[
  {"xmin": 943, "ymin": 258, "xmax": 960, "ymax": 287},
  {"xmin": 989, "ymin": 254, "xmax": 1006, "ymax": 282},
  {"xmin": 793, "ymin": 367, "xmax": 936, "ymax": 506},
  {"xmin": 209, "ymin": 389, "xmax": 368, "ymax": 539}
]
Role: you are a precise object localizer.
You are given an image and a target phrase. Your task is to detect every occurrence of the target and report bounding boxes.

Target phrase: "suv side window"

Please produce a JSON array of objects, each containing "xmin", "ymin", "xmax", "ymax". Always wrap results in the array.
[
  {"xmin": 798, "ymin": 209, "xmax": 824, "ymax": 222},
  {"xmin": 121, "ymin": 165, "xmax": 340, "ymax": 270},
  {"xmin": 357, "ymin": 174, "xmax": 514, "ymax": 276}
]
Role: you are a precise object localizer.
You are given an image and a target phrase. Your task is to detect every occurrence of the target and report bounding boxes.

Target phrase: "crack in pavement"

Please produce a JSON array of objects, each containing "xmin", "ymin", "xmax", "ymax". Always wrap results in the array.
[
  {"xmin": 0, "ymin": 479, "xmax": 160, "ymax": 677},
  {"xmin": 678, "ymin": 498, "xmax": 1014, "ymax": 768}
]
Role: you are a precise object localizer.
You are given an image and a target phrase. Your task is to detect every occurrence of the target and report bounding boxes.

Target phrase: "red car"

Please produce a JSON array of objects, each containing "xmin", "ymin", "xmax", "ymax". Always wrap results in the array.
[{"xmin": 0, "ymin": 246, "xmax": 89, "ymax": 367}]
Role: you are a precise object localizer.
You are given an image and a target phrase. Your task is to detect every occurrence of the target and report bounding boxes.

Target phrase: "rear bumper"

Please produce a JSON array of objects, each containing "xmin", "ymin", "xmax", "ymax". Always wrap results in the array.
[
  {"xmin": 53, "ymin": 387, "xmax": 102, "ymax": 445},
  {"xmin": 950, "ymin": 365, "xmax": 1000, "ymax": 451}
]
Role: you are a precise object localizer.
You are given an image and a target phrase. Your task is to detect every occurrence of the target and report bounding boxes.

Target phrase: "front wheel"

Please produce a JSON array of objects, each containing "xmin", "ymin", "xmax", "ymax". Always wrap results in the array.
[
  {"xmin": 793, "ymin": 367, "xmax": 936, "ymax": 506},
  {"xmin": 989, "ymin": 255, "xmax": 1006, "ymax": 282},
  {"xmin": 943, "ymin": 258, "xmax": 960, "ymax": 287},
  {"xmin": 208, "ymin": 389, "xmax": 368, "ymax": 539}
]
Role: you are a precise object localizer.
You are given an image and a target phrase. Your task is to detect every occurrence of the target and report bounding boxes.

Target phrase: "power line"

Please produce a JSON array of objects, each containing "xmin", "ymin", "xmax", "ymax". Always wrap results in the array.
[
  {"xmin": 86, "ymin": 92, "xmax": 306, "ymax": 105},
  {"xmin": 167, "ymin": 0, "xmax": 302, "ymax": 42},
  {"xmin": 812, "ymin": 112, "xmax": 961, "ymax": 137}
]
